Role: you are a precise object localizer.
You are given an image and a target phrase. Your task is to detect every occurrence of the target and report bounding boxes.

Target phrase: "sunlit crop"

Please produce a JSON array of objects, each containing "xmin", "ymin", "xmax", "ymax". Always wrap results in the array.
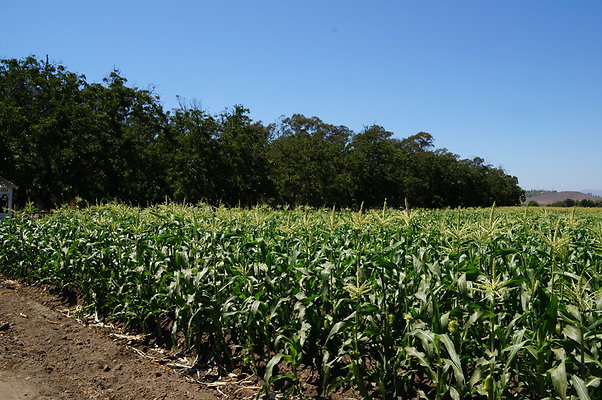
[{"xmin": 1, "ymin": 204, "xmax": 600, "ymax": 399}]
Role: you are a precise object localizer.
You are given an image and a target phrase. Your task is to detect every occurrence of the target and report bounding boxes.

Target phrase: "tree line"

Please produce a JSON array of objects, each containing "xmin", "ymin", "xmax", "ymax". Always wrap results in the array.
[
  {"xmin": 528, "ymin": 199, "xmax": 602, "ymax": 208},
  {"xmin": 0, "ymin": 56, "xmax": 524, "ymax": 209}
]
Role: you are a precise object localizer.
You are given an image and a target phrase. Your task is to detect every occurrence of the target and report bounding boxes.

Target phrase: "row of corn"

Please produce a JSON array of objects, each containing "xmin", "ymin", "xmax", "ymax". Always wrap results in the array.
[{"xmin": 0, "ymin": 203, "xmax": 600, "ymax": 399}]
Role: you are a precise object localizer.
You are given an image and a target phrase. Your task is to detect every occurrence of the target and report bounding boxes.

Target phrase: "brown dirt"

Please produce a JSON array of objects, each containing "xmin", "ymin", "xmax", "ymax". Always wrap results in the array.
[{"xmin": 0, "ymin": 277, "xmax": 259, "ymax": 400}]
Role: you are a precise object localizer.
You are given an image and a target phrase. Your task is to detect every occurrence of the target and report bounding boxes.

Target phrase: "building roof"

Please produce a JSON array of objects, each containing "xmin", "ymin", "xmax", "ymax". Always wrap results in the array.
[{"xmin": 0, "ymin": 176, "xmax": 17, "ymax": 191}]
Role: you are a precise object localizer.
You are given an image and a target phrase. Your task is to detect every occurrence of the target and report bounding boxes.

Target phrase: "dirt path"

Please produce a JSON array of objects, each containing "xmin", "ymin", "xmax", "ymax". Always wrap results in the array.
[{"xmin": 0, "ymin": 277, "xmax": 255, "ymax": 400}]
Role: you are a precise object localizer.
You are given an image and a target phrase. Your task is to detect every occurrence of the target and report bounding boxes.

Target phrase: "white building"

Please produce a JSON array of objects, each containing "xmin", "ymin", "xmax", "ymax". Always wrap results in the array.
[{"xmin": 0, "ymin": 176, "xmax": 17, "ymax": 219}]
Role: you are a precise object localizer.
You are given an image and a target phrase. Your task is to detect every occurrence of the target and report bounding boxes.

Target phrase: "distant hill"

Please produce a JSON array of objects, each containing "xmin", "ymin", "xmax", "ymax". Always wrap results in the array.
[
  {"xmin": 524, "ymin": 190, "xmax": 602, "ymax": 205},
  {"xmin": 582, "ymin": 189, "xmax": 602, "ymax": 197}
]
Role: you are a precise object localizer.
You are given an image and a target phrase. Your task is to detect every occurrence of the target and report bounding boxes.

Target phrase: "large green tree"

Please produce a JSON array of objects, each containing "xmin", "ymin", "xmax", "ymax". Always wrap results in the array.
[
  {"xmin": 267, "ymin": 115, "xmax": 352, "ymax": 207},
  {"xmin": 0, "ymin": 56, "xmax": 88, "ymax": 206},
  {"xmin": 215, "ymin": 105, "xmax": 273, "ymax": 205},
  {"xmin": 347, "ymin": 125, "xmax": 405, "ymax": 207},
  {"xmin": 165, "ymin": 104, "xmax": 273, "ymax": 206},
  {"xmin": 165, "ymin": 105, "xmax": 220, "ymax": 203},
  {"xmin": 0, "ymin": 57, "xmax": 168, "ymax": 206},
  {"xmin": 82, "ymin": 72, "xmax": 169, "ymax": 204}
]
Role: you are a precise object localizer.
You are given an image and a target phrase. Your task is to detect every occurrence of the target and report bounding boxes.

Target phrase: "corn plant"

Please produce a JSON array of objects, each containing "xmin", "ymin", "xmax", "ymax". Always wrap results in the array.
[{"xmin": 0, "ymin": 204, "xmax": 600, "ymax": 399}]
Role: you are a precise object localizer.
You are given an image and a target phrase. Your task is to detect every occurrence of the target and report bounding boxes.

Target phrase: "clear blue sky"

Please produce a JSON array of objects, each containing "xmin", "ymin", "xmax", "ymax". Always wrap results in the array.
[{"xmin": 2, "ymin": 1, "xmax": 601, "ymax": 192}]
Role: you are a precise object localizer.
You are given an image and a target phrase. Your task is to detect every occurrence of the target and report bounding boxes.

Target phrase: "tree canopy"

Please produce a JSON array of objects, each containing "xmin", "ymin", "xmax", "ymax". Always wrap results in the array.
[{"xmin": 0, "ymin": 56, "xmax": 524, "ymax": 209}]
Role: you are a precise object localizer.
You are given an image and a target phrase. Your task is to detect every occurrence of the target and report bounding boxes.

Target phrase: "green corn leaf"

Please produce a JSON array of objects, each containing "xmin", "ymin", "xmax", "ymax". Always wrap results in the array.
[
  {"xmin": 263, "ymin": 353, "xmax": 283, "ymax": 386},
  {"xmin": 465, "ymin": 310, "xmax": 484, "ymax": 329},
  {"xmin": 495, "ymin": 248, "xmax": 520, "ymax": 257},
  {"xmin": 440, "ymin": 334, "xmax": 465, "ymax": 388},
  {"xmin": 563, "ymin": 325, "xmax": 582, "ymax": 344},
  {"xmin": 550, "ymin": 360, "xmax": 568, "ymax": 400},
  {"xmin": 250, "ymin": 299, "xmax": 263, "ymax": 318},
  {"xmin": 552, "ymin": 347, "xmax": 567, "ymax": 361},
  {"xmin": 571, "ymin": 375, "xmax": 590, "ymax": 400},
  {"xmin": 413, "ymin": 329, "xmax": 436, "ymax": 357},
  {"xmin": 443, "ymin": 359, "xmax": 465, "ymax": 390},
  {"xmin": 406, "ymin": 346, "xmax": 436, "ymax": 381},
  {"xmin": 586, "ymin": 317, "xmax": 602, "ymax": 331},
  {"xmin": 502, "ymin": 339, "xmax": 528, "ymax": 369},
  {"xmin": 297, "ymin": 321, "xmax": 311, "ymax": 347},
  {"xmin": 326, "ymin": 321, "xmax": 346, "ymax": 342},
  {"xmin": 449, "ymin": 386, "xmax": 460, "ymax": 400},
  {"xmin": 468, "ymin": 366, "xmax": 483, "ymax": 388}
]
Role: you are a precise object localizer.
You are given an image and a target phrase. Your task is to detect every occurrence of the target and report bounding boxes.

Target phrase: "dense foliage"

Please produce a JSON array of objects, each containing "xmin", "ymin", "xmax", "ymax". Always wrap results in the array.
[
  {"xmin": 0, "ymin": 56, "xmax": 524, "ymax": 209},
  {"xmin": 0, "ymin": 205, "xmax": 600, "ymax": 399}
]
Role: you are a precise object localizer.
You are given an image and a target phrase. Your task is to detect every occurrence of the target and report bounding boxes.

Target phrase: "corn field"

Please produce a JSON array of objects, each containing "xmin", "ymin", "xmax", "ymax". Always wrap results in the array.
[{"xmin": 0, "ymin": 204, "xmax": 600, "ymax": 399}]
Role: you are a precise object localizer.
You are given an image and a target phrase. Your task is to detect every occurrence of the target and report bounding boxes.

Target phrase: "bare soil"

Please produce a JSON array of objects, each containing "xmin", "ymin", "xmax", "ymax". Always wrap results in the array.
[{"xmin": 0, "ymin": 277, "xmax": 259, "ymax": 400}]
